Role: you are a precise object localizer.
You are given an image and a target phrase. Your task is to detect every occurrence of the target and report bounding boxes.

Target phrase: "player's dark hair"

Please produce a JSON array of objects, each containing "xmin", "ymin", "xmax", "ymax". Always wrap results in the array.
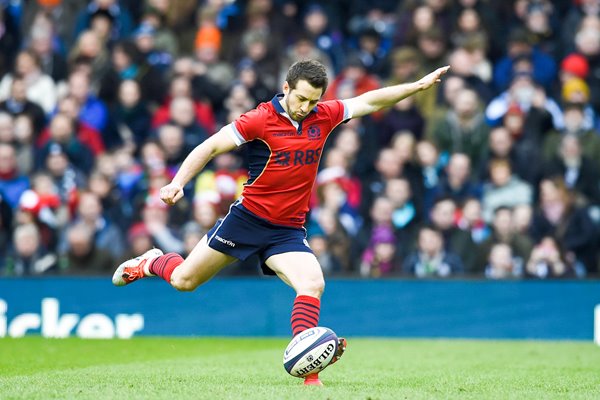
[{"xmin": 285, "ymin": 60, "xmax": 328, "ymax": 93}]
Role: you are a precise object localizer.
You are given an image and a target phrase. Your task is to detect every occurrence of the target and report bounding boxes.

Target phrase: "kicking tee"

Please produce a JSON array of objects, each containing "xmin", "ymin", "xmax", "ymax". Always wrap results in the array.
[{"xmin": 225, "ymin": 94, "xmax": 352, "ymax": 228}]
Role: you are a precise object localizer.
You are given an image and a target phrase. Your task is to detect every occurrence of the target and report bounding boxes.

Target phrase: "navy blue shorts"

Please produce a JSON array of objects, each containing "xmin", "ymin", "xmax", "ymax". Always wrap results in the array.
[{"xmin": 206, "ymin": 201, "xmax": 313, "ymax": 275}]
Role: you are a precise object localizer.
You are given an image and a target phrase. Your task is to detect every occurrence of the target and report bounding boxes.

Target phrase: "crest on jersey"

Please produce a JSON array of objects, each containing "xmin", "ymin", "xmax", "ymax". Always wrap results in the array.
[{"xmin": 307, "ymin": 125, "xmax": 321, "ymax": 140}]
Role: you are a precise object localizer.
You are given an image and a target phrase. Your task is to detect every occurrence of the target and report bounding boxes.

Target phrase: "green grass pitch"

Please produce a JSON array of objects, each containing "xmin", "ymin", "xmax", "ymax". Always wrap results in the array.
[{"xmin": 1, "ymin": 337, "xmax": 599, "ymax": 399}]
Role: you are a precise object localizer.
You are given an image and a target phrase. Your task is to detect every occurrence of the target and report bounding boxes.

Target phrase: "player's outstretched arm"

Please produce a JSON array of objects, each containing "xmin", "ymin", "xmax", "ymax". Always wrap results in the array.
[
  {"xmin": 160, "ymin": 127, "xmax": 237, "ymax": 206},
  {"xmin": 345, "ymin": 66, "xmax": 450, "ymax": 119}
]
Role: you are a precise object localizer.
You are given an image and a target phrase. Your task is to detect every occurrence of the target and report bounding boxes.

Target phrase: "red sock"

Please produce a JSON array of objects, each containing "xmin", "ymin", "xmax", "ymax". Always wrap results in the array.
[
  {"xmin": 148, "ymin": 253, "xmax": 184, "ymax": 283},
  {"xmin": 291, "ymin": 295, "xmax": 320, "ymax": 336}
]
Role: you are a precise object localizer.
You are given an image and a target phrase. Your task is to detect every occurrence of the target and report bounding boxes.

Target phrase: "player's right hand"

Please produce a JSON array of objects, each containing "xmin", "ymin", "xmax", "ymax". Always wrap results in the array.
[{"xmin": 160, "ymin": 182, "xmax": 184, "ymax": 206}]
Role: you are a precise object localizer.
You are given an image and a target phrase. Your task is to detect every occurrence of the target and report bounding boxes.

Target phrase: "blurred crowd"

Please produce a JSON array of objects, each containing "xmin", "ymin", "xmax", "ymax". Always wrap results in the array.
[{"xmin": 1, "ymin": 0, "xmax": 600, "ymax": 279}]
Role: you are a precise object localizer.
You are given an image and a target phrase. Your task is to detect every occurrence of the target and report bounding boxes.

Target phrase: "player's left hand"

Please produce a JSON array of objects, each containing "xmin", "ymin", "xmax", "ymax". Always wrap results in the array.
[{"xmin": 418, "ymin": 66, "xmax": 451, "ymax": 91}]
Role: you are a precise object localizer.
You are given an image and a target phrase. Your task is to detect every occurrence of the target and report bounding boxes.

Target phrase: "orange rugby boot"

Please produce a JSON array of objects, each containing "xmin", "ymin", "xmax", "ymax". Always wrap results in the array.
[
  {"xmin": 302, "ymin": 337, "xmax": 347, "ymax": 386},
  {"xmin": 112, "ymin": 248, "xmax": 163, "ymax": 286}
]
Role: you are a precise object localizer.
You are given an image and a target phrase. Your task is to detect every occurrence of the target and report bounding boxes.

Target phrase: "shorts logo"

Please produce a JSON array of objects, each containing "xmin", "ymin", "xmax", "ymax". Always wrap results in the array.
[
  {"xmin": 307, "ymin": 126, "xmax": 321, "ymax": 140},
  {"xmin": 215, "ymin": 235, "xmax": 236, "ymax": 247},
  {"xmin": 303, "ymin": 239, "xmax": 310, "ymax": 248}
]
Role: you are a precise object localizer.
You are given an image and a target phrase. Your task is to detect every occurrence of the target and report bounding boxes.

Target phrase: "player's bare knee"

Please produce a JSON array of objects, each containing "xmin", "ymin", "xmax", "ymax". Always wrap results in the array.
[
  {"xmin": 170, "ymin": 275, "xmax": 198, "ymax": 292},
  {"xmin": 297, "ymin": 276, "xmax": 325, "ymax": 298}
]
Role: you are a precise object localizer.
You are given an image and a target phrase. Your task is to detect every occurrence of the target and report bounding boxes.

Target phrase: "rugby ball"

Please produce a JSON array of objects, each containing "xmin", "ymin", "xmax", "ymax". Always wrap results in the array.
[{"xmin": 283, "ymin": 327, "xmax": 338, "ymax": 377}]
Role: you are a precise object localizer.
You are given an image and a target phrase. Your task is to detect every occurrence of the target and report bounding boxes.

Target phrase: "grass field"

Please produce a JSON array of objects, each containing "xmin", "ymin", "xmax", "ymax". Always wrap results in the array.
[{"xmin": 1, "ymin": 337, "xmax": 599, "ymax": 400}]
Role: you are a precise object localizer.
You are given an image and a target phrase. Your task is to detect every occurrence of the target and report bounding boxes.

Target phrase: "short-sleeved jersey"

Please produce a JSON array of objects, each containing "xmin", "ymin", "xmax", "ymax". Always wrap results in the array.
[{"xmin": 225, "ymin": 94, "xmax": 351, "ymax": 228}]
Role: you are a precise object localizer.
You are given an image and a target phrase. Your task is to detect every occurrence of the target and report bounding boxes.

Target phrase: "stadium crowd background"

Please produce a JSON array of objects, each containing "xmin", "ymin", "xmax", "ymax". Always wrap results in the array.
[{"xmin": 1, "ymin": 0, "xmax": 600, "ymax": 279}]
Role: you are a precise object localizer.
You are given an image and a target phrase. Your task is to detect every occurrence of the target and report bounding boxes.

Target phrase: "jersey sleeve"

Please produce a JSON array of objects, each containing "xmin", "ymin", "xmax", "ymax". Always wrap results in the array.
[
  {"xmin": 319, "ymin": 100, "xmax": 352, "ymax": 131},
  {"xmin": 228, "ymin": 108, "xmax": 265, "ymax": 146}
]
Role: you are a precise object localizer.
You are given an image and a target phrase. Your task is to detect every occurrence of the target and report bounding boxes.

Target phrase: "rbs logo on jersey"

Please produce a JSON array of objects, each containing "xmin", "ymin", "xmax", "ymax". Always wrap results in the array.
[{"xmin": 274, "ymin": 149, "xmax": 321, "ymax": 166}]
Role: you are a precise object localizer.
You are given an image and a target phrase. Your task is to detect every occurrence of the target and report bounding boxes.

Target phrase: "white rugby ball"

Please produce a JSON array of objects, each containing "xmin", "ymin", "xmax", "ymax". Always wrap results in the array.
[{"xmin": 283, "ymin": 326, "xmax": 338, "ymax": 377}]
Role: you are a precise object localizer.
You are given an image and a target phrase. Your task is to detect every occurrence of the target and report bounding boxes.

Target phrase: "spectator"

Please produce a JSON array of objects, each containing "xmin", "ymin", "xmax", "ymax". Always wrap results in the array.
[
  {"xmin": 360, "ymin": 225, "xmax": 398, "ymax": 278},
  {"xmin": 133, "ymin": 23, "xmax": 173, "ymax": 73},
  {"xmin": 125, "ymin": 222, "xmax": 154, "ymax": 261},
  {"xmin": 38, "ymin": 95, "xmax": 105, "ymax": 156},
  {"xmin": 67, "ymin": 30, "xmax": 111, "ymax": 92},
  {"xmin": 139, "ymin": 194, "xmax": 184, "ymax": 254},
  {"xmin": 402, "ymin": 224, "xmax": 464, "ymax": 278},
  {"xmin": 456, "ymin": 197, "xmax": 490, "ymax": 245},
  {"xmin": 476, "ymin": 206, "xmax": 533, "ymax": 274},
  {"xmin": 513, "ymin": 203, "xmax": 534, "ymax": 236},
  {"xmin": 73, "ymin": 0, "xmax": 134, "ymax": 43},
  {"xmin": 493, "ymin": 27, "xmax": 557, "ymax": 92},
  {"xmin": 529, "ymin": 177, "xmax": 597, "ymax": 274},
  {"xmin": 28, "ymin": 16, "xmax": 68, "ymax": 83},
  {"xmin": 99, "ymin": 40, "xmax": 166, "ymax": 107},
  {"xmin": 486, "ymin": 72, "xmax": 562, "ymax": 137},
  {"xmin": 485, "ymin": 243, "xmax": 523, "ymax": 280},
  {"xmin": 152, "ymin": 74, "xmax": 215, "ymax": 133},
  {"xmin": 166, "ymin": 96, "xmax": 210, "ymax": 148},
  {"xmin": 481, "ymin": 158, "xmax": 533, "ymax": 222},
  {"xmin": 88, "ymin": 170, "xmax": 130, "ymax": 233},
  {"xmin": 446, "ymin": 46, "xmax": 493, "ymax": 102},
  {"xmin": 0, "ymin": 76, "xmax": 46, "ymax": 134},
  {"xmin": 3, "ymin": 223, "xmax": 57, "ymax": 276},
  {"xmin": 363, "ymin": 147, "xmax": 422, "ymax": 215},
  {"xmin": 41, "ymin": 143, "xmax": 86, "ymax": 207},
  {"xmin": 377, "ymin": 95, "xmax": 425, "ymax": 146},
  {"xmin": 37, "ymin": 113, "xmax": 95, "ymax": 174},
  {"xmin": 352, "ymin": 27, "xmax": 389, "ymax": 77},
  {"xmin": 13, "ymin": 115, "xmax": 36, "ymax": 174},
  {"xmin": 64, "ymin": 70, "xmax": 109, "ymax": 133},
  {"xmin": 543, "ymin": 102, "xmax": 600, "ymax": 170},
  {"xmin": 138, "ymin": 10, "xmax": 178, "ymax": 56},
  {"xmin": 156, "ymin": 124, "xmax": 190, "ymax": 169},
  {"xmin": 544, "ymin": 133, "xmax": 600, "ymax": 205},
  {"xmin": 108, "ymin": 79, "xmax": 152, "ymax": 149},
  {"xmin": 0, "ymin": 4, "xmax": 20, "ymax": 78},
  {"xmin": 0, "ymin": 49, "xmax": 58, "ymax": 114},
  {"xmin": 323, "ymin": 54, "xmax": 380, "ymax": 101},
  {"xmin": 573, "ymin": 18, "xmax": 600, "ymax": 115},
  {"xmin": 0, "ymin": 143, "xmax": 29, "ymax": 208},
  {"xmin": 236, "ymin": 58, "xmax": 272, "ymax": 105},
  {"xmin": 478, "ymin": 126, "xmax": 540, "ymax": 185},
  {"xmin": 431, "ymin": 152, "xmax": 482, "ymax": 206},
  {"xmin": 279, "ymin": 34, "xmax": 334, "ymax": 85},
  {"xmin": 63, "ymin": 190, "xmax": 125, "ymax": 260},
  {"xmin": 60, "ymin": 222, "xmax": 114, "ymax": 275},
  {"xmin": 429, "ymin": 196, "xmax": 476, "ymax": 272},
  {"xmin": 302, "ymin": 4, "xmax": 345, "ymax": 73},
  {"xmin": 17, "ymin": 172, "xmax": 66, "ymax": 252},
  {"xmin": 192, "ymin": 37, "xmax": 235, "ymax": 97},
  {"xmin": 429, "ymin": 88, "xmax": 489, "ymax": 168},
  {"xmin": 525, "ymin": 236, "xmax": 581, "ymax": 279}
]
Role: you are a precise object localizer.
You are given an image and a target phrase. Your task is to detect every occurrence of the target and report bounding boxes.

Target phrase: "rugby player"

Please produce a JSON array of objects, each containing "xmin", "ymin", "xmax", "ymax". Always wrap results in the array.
[{"xmin": 113, "ymin": 59, "xmax": 449, "ymax": 386}]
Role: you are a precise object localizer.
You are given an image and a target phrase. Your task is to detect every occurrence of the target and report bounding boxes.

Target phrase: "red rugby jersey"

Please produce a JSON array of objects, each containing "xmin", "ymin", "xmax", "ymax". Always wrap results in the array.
[{"xmin": 226, "ymin": 94, "xmax": 351, "ymax": 227}]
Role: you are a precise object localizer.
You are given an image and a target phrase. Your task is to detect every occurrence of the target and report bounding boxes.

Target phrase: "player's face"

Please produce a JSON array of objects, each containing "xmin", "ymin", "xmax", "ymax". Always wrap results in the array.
[{"xmin": 283, "ymin": 80, "xmax": 323, "ymax": 122}]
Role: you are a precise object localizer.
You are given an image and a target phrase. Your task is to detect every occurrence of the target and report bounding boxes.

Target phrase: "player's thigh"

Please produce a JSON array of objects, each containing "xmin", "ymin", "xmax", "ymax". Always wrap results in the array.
[
  {"xmin": 171, "ymin": 235, "xmax": 237, "ymax": 289},
  {"xmin": 265, "ymin": 252, "xmax": 325, "ymax": 297}
]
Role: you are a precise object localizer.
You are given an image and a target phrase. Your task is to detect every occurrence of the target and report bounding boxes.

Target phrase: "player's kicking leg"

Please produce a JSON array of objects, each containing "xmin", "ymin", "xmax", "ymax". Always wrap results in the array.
[
  {"xmin": 266, "ymin": 252, "xmax": 347, "ymax": 386},
  {"xmin": 112, "ymin": 235, "xmax": 235, "ymax": 290}
]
